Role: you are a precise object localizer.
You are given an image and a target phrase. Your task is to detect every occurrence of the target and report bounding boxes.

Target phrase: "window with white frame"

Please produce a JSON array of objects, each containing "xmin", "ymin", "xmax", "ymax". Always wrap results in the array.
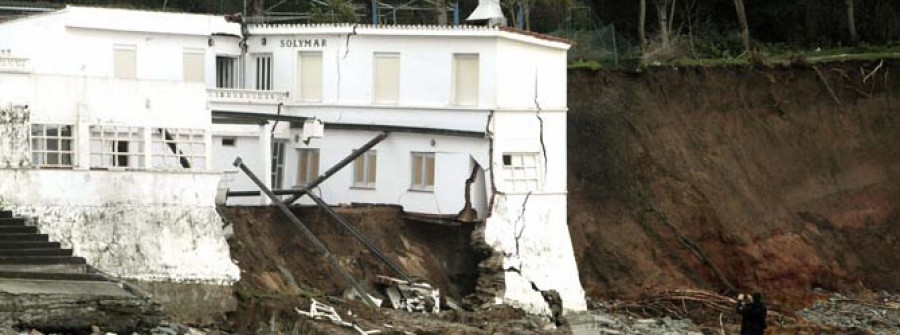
[
  {"xmin": 297, "ymin": 148, "xmax": 320, "ymax": 185},
  {"xmin": 373, "ymin": 52, "xmax": 400, "ymax": 104},
  {"xmin": 255, "ymin": 54, "xmax": 273, "ymax": 90},
  {"xmin": 271, "ymin": 140, "xmax": 286, "ymax": 189},
  {"xmin": 216, "ymin": 56, "xmax": 237, "ymax": 88},
  {"xmin": 352, "ymin": 151, "xmax": 377, "ymax": 189},
  {"xmin": 90, "ymin": 126, "xmax": 144, "ymax": 169},
  {"xmin": 113, "ymin": 44, "xmax": 136, "ymax": 79},
  {"xmin": 183, "ymin": 48, "xmax": 205, "ymax": 82},
  {"xmin": 410, "ymin": 152, "xmax": 435, "ymax": 191},
  {"xmin": 151, "ymin": 128, "xmax": 206, "ymax": 170},
  {"xmin": 30, "ymin": 124, "xmax": 74, "ymax": 168},
  {"xmin": 501, "ymin": 153, "xmax": 542, "ymax": 192},
  {"xmin": 296, "ymin": 51, "xmax": 323, "ymax": 102},
  {"xmin": 453, "ymin": 54, "xmax": 479, "ymax": 106}
]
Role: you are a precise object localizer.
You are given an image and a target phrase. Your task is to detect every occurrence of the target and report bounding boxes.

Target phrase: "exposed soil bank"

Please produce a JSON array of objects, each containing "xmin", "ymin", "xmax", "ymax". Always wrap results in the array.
[
  {"xmin": 218, "ymin": 205, "xmax": 483, "ymax": 331},
  {"xmin": 568, "ymin": 60, "xmax": 900, "ymax": 309}
]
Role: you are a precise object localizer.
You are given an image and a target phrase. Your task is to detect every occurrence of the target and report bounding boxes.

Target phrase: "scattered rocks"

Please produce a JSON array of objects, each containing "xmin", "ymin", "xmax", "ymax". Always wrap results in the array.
[{"xmin": 799, "ymin": 292, "xmax": 900, "ymax": 334}]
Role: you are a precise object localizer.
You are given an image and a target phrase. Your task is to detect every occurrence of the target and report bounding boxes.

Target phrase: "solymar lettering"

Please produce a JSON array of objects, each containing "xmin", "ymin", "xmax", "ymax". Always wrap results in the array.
[{"xmin": 279, "ymin": 39, "xmax": 326, "ymax": 48}]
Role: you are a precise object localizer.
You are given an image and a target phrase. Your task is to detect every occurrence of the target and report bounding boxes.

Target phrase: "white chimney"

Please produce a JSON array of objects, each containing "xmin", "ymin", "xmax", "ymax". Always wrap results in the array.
[{"xmin": 466, "ymin": 0, "xmax": 507, "ymax": 27}]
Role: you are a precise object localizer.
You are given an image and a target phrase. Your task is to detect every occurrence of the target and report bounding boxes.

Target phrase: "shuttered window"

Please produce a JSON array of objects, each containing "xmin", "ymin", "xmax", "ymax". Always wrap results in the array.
[
  {"xmin": 352, "ymin": 151, "xmax": 377, "ymax": 189},
  {"xmin": 113, "ymin": 45, "xmax": 136, "ymax": 79},
  {"xmin": 453, "ymin": 54, "xmax": 479, "ymax": 106},
  {"xmin": 297, "ymin": 148, "xmax": 320, "ymax": 185},
  {"xmin": 373, "ymin": 52, "xmax": 400, "ymax": 104},
  {"xmin": 183, "ymin": 49, "xmax": 205, "ymax": 82},
  {"xmin": 297, "ymin": 52, "xmax": 323, "ymax": 102},
  {"xmin": 410, "ymin": 152, "xmax": 435, "ymax": 191}
]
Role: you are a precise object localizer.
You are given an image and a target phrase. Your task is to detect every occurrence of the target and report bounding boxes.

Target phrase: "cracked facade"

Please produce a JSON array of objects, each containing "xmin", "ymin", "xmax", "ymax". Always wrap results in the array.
[{"xmin": 0, "ymin": 5, "xmax": 586, "ymax": 314}]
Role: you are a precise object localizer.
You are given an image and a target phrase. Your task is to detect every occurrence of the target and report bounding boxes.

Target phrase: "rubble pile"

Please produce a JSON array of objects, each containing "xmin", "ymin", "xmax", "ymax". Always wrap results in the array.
[
  {"xmin": 798, "ymin": 293, "xmax": 900, "ymax": 334},
  {"xmin": 568, "ymin": 311, "xmax": 702, "ymax": 335}
]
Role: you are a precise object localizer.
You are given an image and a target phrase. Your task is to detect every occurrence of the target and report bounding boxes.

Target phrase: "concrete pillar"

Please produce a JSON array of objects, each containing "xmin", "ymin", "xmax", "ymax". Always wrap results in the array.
[
  {"xmin": 259, "ymin": 122, "xmax": 271, "ymax": 205},
  {"xmin": 76, "ymin": 103, "xmax": 91, "ymax": 170},
  {"xmin": 143, "ymin": 127, "xmax": 152, "ymax": 169}
]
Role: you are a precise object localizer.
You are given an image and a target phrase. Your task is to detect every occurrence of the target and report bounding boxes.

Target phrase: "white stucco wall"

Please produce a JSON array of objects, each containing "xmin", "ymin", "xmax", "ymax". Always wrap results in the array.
[
  {"xmin": 0, "ymin": 6, "xmax": 235, "ymax": 83},
  {"xmin": 0, "ymin": 169, "xmax": 240, "ymax": 284},
  {"xmin": 215, "ymin": 127, "xmax": 491, "ymax": 218}
]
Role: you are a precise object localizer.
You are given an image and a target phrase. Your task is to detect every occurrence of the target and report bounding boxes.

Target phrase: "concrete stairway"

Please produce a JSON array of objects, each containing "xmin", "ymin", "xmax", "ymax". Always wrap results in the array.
[
  {"xmin": 0, "ymin": 210, "xmax": 103, "ymax": 280},
  {"xmin": 0, "ymin": 209, "xmax": 160, "ymax": 331}
]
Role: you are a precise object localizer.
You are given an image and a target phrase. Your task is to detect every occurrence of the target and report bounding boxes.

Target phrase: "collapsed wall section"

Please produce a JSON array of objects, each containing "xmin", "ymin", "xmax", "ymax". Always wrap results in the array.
[{"xmin": 481, "ymin": 193, "xmax": 588, "ymax": 315}]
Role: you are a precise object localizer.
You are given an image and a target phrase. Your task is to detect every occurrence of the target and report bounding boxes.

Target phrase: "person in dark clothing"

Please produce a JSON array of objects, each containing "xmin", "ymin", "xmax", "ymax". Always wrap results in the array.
[{"xmin": 736, "ymin": 292, "xmax": 767, "ymax": 335}]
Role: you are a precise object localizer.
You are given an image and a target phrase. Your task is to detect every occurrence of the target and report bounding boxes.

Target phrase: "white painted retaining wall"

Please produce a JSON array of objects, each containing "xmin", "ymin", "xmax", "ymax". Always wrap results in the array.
[{"xmin": 0, "ymin": 169, "xmax": 240, "ymax": 284}]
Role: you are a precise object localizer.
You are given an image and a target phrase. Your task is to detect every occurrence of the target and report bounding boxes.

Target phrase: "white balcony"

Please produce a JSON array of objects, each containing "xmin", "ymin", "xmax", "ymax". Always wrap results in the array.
[
  {"xmin": 207, "ymin": 88, "xmax": 288, "ymax": 104},
  {"xmin": 0, "ymin": 55, "xmax": 29, "ymax": 74}
]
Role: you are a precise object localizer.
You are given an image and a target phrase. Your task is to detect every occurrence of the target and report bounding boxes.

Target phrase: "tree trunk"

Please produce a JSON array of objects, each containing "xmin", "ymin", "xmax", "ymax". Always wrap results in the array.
[
  {"xmin": 639, "ymin": 0, "xmax": 647, "ymax": 46},
  {"xmin": 733, "ymin": 0, "xmax": 751, "ymax": 53},
  {"xmin": 435, "ymin": 0, "xmax": 448, "ymax": 25},
  {"xmin": 845, "ymin": 0, "xmax": 859, "ymax": 44},
  {"xmin": 655, "ymin": 0, "xmax": 670, "ymax": 49}
]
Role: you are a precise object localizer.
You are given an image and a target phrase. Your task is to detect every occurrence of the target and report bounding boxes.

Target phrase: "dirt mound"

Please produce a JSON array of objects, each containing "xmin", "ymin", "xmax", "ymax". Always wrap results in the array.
[
  {"xmin": 568, "ymin": 60, "xmax": 900, "ymax": 309},
  {"xmin": 220, "ymin": 205, "xmax": 479, "ymax": 300}
]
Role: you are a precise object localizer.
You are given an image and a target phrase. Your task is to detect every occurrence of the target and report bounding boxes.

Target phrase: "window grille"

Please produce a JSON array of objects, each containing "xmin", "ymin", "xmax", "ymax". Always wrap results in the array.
[
  {"xmin": 90, "ymin": 125, "xmax": 144, "ymax": 169},
  {"xmin": 30, "ymin": 124, "xmax": 74, "ymax": 168},
  {"xmin": 151, "ymin": 128, "xmax": 206, "ymax": 170},
  {"xmin": 502, "ymin": 153, "xmax": 542, "ymax": 192},
  {"xmin": 271, "ymin": 141, "xmax": 286, "ymax": 189},
  {"xmin": 216, "ymin": 56, "xmax": 237, "ymax": 88},
  {"xmin": 255, "ymin": 54, "xmax": 272, "ymax": 90}
]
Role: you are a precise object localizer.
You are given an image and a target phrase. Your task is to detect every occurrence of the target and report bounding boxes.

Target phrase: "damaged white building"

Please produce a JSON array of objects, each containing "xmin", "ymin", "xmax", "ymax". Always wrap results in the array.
[{"xmin": 0, "ymin": 4, "xmax": 586, "ymax": 316}]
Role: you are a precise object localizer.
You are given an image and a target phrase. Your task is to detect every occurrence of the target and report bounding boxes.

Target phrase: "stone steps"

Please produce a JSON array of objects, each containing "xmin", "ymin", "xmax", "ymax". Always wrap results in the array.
[
  {"xmin": 0, "ymin": 263, "xmax": 87, "ymax": 274},
  {"xmin": 0, "ymin": 233, "xmax": 48, "ymax": 242},
  {"xmin": 0, "ymin": 271, "xmax": 106, "ymax": 282},
  {"xmin": 0, "ymin": 226, "xmax": 38, "ymax": 234},
  {"xmin": 0, "ymin": 256, "xmax": 86, "ymax": 265},
  {"xmin": 0, "ymin": 241, "xmax": 61, "ymax": 250},
  {"xmin": 0, "ymin": 208, "xmax": 158, "ymax": 330},
  {"xmin": 0, "ymin": 248, "xmax": 73, "ymax": 257},
  {"xmin": 0, "ymin": 218, "xmax": 26, "ymax": 226}
]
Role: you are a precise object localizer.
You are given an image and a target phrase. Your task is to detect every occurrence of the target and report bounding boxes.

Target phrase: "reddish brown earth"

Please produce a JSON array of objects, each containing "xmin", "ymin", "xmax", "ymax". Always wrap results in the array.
[{"xmin": 567, "ymin": 60, "xmax": 900, "ymax": 310}]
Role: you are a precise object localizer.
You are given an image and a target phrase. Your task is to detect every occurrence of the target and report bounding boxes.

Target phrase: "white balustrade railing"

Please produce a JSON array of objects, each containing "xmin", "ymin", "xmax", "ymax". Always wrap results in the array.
[
  {"xmin": 0, "ymin": 56, "xmax": 29, "ymax": 73},
  {"xmin": 207, "ymin": 88, "xmax": 289, "ymax": 103}
]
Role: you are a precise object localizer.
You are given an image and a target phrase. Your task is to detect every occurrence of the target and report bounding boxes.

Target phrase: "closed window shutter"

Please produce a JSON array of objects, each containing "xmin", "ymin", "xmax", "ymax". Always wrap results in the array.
[
  {"xmin": 299, "ymin": 52, "xmax": 323, "ymax": 102},
  {"xmin": 454, "ymin": 54, "xmax": 479, "ymax": 106},
  {"xmin": 114, "ymin": 46, "xmax": 136, "ymax": 79},
  {"xmin": 373, "ymin": 53, "xmax": 400, "ymax": 104},
  {"xmin": 183, "ymin": 50, "xmax": 205, "ymax": 82}
]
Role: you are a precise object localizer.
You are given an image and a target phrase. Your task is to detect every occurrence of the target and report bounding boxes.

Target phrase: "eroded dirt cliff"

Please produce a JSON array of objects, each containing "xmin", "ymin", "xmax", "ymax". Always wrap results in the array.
[{"xmin": 568, "ymin": 60, "xmax": 900, "ymax": 309}]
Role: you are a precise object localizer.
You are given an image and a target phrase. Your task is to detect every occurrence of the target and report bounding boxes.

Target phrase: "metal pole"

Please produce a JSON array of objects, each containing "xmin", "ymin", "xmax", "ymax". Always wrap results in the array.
[
  {"xmin": 232, "ymin": 157, "xmax": 377, "ymax": 307},
  {"xmin": 371, "ymin": 0, "xmax": 378, "ymax": 26},
  {"xmin": 453, "ymin": 2, "xmax": 460, "ymax": 26},
  {"xmin": 306, "ymin": 192, "xmax": 412, "ymax": 282},
  {"xmin": 283, "ymin": 132, "xmax": 389, "ymax": 205}
]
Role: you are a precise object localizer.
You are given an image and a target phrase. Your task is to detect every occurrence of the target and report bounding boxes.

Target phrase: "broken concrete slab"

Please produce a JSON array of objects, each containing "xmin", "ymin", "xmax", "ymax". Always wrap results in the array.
[{"xmin": 0, "ymin": 278, "xmax": 133, "ymax": 297}]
